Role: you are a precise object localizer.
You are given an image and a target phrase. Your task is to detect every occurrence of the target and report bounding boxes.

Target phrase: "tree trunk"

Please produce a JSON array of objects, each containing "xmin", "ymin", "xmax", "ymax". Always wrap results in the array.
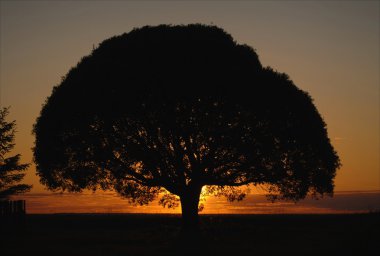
[{"xmin": 180, "ymin": 185, "xmax": 202, "ymax": 233}]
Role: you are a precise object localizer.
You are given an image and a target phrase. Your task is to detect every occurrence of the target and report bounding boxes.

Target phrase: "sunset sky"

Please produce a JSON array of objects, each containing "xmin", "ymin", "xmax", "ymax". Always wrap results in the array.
[{"xmin": 1, "ymin": 1, "xmax": 379, "ymax": 213}]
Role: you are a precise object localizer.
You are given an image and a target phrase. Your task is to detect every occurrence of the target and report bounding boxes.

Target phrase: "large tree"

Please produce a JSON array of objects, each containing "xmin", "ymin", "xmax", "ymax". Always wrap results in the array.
[
  {"xmin": 33, "ymin": 24, "xmax": 340, "ymax": 230},
  {"xmin": 0, "ymin": 107, "xmax": 31, "ymax": 200}
]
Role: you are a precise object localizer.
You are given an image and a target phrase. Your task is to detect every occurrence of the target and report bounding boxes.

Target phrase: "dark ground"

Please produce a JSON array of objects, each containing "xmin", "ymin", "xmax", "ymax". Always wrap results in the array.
[{"xmin": 1, "ymin": 213, "xmax": 379, "ymax": 256}]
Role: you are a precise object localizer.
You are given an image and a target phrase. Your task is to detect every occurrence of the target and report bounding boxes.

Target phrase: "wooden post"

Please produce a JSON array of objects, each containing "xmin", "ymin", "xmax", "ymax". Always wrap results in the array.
[{"xmin": 0, "ymin": 200, "xmax": 26, "ymax": 216}]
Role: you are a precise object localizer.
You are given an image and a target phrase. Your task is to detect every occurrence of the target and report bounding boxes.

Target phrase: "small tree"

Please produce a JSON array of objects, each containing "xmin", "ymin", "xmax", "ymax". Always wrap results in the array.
[
  {"xmin": 0, "ymin": 107, "xmax": 31, "ymax": 200},
  {"xmin": 33, "ymin": 24, "xmax": 340, "ymax": 231}
]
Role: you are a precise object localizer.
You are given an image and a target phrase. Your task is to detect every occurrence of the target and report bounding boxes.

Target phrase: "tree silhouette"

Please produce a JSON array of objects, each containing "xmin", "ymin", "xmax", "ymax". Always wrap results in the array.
[
  {"xmin": 33, "ymin": 24, "xmax": 340, "ymax": 230},
  {"xmin": 0, "ymin": 107, "xmax": 31, "ymax": 200}
]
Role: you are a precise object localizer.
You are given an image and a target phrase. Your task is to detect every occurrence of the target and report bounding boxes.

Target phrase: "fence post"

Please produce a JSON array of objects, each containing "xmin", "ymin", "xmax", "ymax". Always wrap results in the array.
[{"xmin": 0, "ymin": 200, "xmax": 26, "ymax": 217}]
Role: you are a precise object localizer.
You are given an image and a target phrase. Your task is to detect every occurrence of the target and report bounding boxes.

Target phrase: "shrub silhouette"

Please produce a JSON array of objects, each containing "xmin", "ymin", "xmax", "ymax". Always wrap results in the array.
[{"xmin": 33, "ymin": 24, "xmax": 340, "ymax": 231}]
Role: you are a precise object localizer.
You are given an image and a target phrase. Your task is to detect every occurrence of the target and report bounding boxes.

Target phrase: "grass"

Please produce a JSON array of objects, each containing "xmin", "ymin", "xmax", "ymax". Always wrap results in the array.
[{"xmin": 1, "ymin": 213, "xmax": 379, "ymax": 255}]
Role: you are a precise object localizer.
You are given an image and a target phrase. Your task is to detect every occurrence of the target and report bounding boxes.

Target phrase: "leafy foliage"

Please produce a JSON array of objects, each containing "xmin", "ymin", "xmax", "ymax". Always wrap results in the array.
[
  {"xmin": 33, "ymin": 24, "xmax": 340, "ymax": 212},
  {"xmin": 0, "ymin": 107, "xmax": 31, "ymax": 199}
]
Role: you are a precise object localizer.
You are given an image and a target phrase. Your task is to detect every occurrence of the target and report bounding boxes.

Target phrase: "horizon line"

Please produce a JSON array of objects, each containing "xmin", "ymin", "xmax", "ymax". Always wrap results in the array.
[{"xmin": 13, "ymin": 189, "xmax": 380, "ymax": 197}]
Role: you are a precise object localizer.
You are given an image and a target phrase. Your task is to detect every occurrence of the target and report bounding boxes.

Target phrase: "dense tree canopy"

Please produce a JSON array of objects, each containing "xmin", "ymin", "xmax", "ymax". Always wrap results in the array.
[
  {"xmin": 0, "ymin": 107, "xmax": 31, "ymax": 200},
  {"xmin": 34, "ymin": 24, "xmax": 340, "ymax": 229}
]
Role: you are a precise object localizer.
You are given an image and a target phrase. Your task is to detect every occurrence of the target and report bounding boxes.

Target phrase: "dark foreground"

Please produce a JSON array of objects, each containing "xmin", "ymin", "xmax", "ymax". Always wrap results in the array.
[{"xmin": 1, "ymin": 213, "xmax": 379, "ymax": 256}]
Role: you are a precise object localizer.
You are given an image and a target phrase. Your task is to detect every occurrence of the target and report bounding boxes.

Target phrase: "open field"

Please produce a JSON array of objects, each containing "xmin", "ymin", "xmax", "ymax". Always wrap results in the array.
[{"xmin": 1, "ymin": 213, "xmax": 379, "ymax": 256}]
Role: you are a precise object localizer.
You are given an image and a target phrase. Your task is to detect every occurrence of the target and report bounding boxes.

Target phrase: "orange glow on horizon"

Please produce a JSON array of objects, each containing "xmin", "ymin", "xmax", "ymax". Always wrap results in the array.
[{"xmin": 11, "ymin": 190, "xmax": 380, "ymax": 215}]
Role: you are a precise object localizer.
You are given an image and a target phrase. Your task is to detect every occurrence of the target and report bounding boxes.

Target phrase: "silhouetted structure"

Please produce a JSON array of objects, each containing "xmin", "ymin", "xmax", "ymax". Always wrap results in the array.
[
  {"xmin": 0, "ymin": 200, "xmax": 26, "ymax": 216},
  {"xmin": 0, "ymin": 107, "xmax": 31, "ymax": 200},
  {"xmin": 33, "ymin": 24, "xmax": 340, "ymax": 231}
]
